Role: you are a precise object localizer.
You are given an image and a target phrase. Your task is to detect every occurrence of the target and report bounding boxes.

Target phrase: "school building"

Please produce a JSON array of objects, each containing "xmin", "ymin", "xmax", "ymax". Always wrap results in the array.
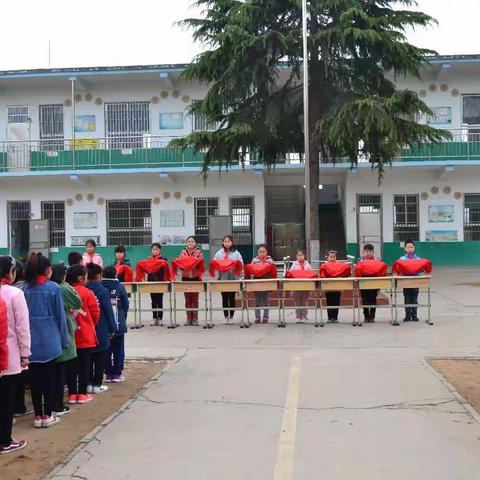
[{"xmin": 1, "ymin": 54, "xmax": 480, "ymax": 265}]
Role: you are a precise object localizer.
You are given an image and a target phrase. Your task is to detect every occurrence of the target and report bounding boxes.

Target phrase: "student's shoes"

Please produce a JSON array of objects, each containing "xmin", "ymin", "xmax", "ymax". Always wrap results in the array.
[
  {"xmin": 403, "ymin": 317, "xmax": 411, "ymax": 322},
  {"xmin": 86, "ymin": 385, "xmax": 93, "ymax": 394},
  {"xmin": 191, "ymin": 320, "xmax": 199, "ymax": 326},
  {"xmin": 93, "ymin": 385, "xmax": 109, "ymax": 394},
  {"xmin": 255, "ymin": 318, "xmax": 261, "ymax": 324},
  {"xmin": 42, "ymin": 415, "xmax": 61, "ymax": 428},
  {"xmin": 111, "ymin": 375, "xmax": 126, "ymax": 383},
  {"xmin": 411, "ymin": 317, "xmax": 419, "ymax": 322},
  {"xmin": 105, "ymin": 375, "xmax": 113, "ymax": 383},
  {"xmin": 68, "ymin": 394, "xmax": 78, "ymax": 404},
  {"xmin": 332, "ymin": 318, "xmax": 339, "ymax": 323},
  {"xmin": 262, "ymin": 318, "xmax": 269, "ymax": 324},
  {"xmin": 33, "ymin": 416, "xmax": 43, "ymax": 428},
  {"xmin": 0, "ymin": 439, "xmax": 27, "ymax": 455},
  {"xmin": 14, "ymin": 409, "xmax": 34, "ymax": 417},
  {"xmin": 77, "ymin": 394, "xmax": 94, "ymax": 404},
  {"xmin": 53, "ymin": 407, "xmax": 70, "ymax": 417}
]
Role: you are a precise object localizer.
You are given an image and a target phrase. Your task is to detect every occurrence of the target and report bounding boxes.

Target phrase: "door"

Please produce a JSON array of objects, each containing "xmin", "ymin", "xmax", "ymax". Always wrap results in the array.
[
  {"xmin": 357, "ymin": 194, "xmax": 383, "ymax": 258},
  {"xmin": 8, "ymin": 201, "xmax": 31, "ymax": 258},
  {"xmin": 230, "ymin": 196, "xmax": 255, "ymax": 263},
  {"xmin": 209, "ymin": 216, "xmax": 233, "ymax": 262},
  {"xmin": 6, "ymin": 106, "xmax": 31, "ymax": 170}
]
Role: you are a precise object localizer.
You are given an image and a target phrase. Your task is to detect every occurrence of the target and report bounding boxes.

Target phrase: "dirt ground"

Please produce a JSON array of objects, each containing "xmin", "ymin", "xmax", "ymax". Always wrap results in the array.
[
  {"xmin": 0, "ymin": 361, "xmax": 166, "ymax": 480},
  {"xmin": 429, "ymin": 359, "xmax": 480, "ymax": 415}
]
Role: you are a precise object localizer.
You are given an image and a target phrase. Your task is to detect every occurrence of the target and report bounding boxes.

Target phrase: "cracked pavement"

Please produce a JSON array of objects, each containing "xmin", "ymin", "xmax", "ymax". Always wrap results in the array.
[{"xmin": 47, "ymin": 268, "xmax": 480, "ymax": 480}]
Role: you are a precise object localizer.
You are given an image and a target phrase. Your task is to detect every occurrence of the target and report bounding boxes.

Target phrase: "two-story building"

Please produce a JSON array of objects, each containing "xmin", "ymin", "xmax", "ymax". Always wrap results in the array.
[{"xmin": 1, "ymin": 55, "xmax": 480, "ymax": 265}]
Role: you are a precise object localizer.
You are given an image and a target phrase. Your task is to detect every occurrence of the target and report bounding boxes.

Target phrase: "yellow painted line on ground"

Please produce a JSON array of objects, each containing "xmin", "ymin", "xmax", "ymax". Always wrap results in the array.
[{"xmin": 273, "ymin": 356, "xmax": 302, "ymax": 480}]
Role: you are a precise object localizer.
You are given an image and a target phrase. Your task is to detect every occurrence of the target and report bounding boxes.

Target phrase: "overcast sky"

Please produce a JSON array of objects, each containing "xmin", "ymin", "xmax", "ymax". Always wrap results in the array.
[{"xmin": 0, "ymin": 0, "xmax": 477, "ymax": 71}]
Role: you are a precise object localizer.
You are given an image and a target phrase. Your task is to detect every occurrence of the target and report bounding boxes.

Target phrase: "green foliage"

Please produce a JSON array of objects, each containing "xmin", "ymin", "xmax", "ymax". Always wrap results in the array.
[{"xmin": 172, "ymin": 0, "xmax": 451, "ymax": 176}]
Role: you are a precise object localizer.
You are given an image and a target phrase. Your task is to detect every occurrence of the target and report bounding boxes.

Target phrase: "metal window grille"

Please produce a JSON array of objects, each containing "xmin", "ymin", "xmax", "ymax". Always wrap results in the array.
[
  {"xmin": 194, "ymin": 197, "xmax": 219, "ymax": 244},
  {"xmin": 464, "ymin": 194, "xmax": 480, "ymax": 240},
  {"xmin": 192, "ymin": 101, "xmax": 220, "ymax": 132},
  {"xmin": 463, "ymin": 95, "xmax": 480, "ymax": 125},
  {"xmin": 8, "ymin": 201, "xmax": 31, "ymax": 221},
  {"xmin": 41, "ymin": 201, "xmax": 65, "ymax": 247},
  {"xmin": 393, "ymin": 194, "xmax": 419, "ymax": 242},
  {"xmin": 105, "ymin": 101, "xmax": 150, "ymax": 149},
  {"xmin": 357, "ymin": 194, "xmax": 381, "ymax": 214},
  {"xmin": 39, "ymin": 104, "xmax": 64, "ymax": 151},
  {"xmin": 8, "ymin": 106, "xmax": 29, "ymax": 124},
  {"xmin": 106, "ymin": 199, "xmax": 152, "ymax": 246},
  {"xmin": 230, "ymin": 196, "xmax": 254, "ymax": 245}
]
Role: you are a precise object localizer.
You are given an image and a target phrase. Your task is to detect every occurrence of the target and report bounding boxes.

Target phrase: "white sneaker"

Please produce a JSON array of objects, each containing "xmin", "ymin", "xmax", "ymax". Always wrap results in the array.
[
  {"xmin": 86, "ymin": 385, "xmax": 93, "ymax": 394},
  {"xmin": 92, "ymin": 385, "xmax": 109, "ymax": 394},
  {"xmin": 33, "ymin": 416, "xmax": 43, "ymax": 428},
  {"xmin": 42, "ymin": 415, "xmax": 61, "ymax": 428}
]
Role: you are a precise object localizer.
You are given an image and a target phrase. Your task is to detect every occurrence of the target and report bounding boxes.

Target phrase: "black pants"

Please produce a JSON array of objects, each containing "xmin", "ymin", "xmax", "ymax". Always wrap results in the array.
[
  {"xmin": 221, "ymin": 292, "xmax": 236, "ymax": 319},
  {"xmin": 67, "ymin": 348, "xmax": 91, "ymax": 396},
  {"xmin": 0, "ymin": 373, "xmax": 20, "ymax": 447},
  {"xmin": 360, "ymin": 289, "xmax": 378, "ymax": 319},
  {"xmin": 29, "ymin": 360, "xmax": 56, "ymax": 418},
  {"xmin": 326, "ymin": 292, "xmax": 341, "ymax": 320},
  {"xmin": 90, "ymin": 349, "xmax": 107, "ymax": 387},
  {"xmin": 403, "ymin": 288, "xmax": 419, "ymax": 319},
  {"xmin": 150, "ymin": 293, "xmax": 164, "ymax": 321},
  {"xmin": 14, "ymin": 369, "xmax": 29, "ymax": 415},
  {"xmin": 54, "ymin": 360, "xmax": 74, "ymax": 412}
]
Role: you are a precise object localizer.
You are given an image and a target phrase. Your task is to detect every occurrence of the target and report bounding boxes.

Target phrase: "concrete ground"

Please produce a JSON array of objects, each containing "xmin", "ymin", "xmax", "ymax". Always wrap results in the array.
[{"xmin": 49, "ymin": 268, "xmax": 480, "ymax": 480}]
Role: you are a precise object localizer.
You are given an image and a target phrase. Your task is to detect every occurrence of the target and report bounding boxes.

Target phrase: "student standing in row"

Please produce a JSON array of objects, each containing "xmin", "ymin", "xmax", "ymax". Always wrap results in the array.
[
  {"xmin": 102, "ymin": 267, "xmax": 129, "ymax": 383},
  {"xmin": 66, "ymin": 265, "xmax": 99, "ymax": 405},
  {"xmin": 0, "ymin": 259, "xmax": 31, "ymax": 454},
  {"xmin": 251, "ymin": 245, "xmax": 275, "ymax": 324},
  {"xmin": 400, "ymin": 240, "xmax": 420, "ymax": 322},
  {"xmin": 289, "ymin": 249, "xmax": 313, "ymax": 322},
  {"xmin": 50, "ymin": 264, "xmax": 82, "ymax": 415},
  {"xmin": 213, "ymin": 236, "xmax": 243, "ymax": 321},
  {"xmin": 82, "ymin": 239, "xmax": 103, "ymax": 268},
  {"xmin": 86, "ymin": 264, "xmax": 116, "ymax": 393},
  {"xmin": 23, "ymin": 253, "xmax": 68, "ymax": 428},
  {"xmin": 113, "ymin": 246, "xmax": 133, "ymax": 283}
]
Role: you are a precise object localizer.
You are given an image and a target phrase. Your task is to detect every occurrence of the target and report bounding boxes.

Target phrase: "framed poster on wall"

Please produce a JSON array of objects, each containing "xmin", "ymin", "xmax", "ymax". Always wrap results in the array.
[
  {"xmin": 73, "ymin": 212, "xmax": 98, "ymax": 229},
  {"xmin": 426, "ymin": 107, "xmax": 452, "ymax": 125},
  {"xmin": 425, "ymin": 230, "xmax": 458, "ymax": 242},
  {"xmin": 428, "ymin": 205, "xmax": 454, "ymax": 223}
]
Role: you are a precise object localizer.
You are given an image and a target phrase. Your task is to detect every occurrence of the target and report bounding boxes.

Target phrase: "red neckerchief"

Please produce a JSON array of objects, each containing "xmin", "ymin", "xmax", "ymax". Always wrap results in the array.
[
  {"xmin": 36, "ymin": 275, "xmax": 49, "ymax": 284},
  {"xmin": 0, "ymin": 277, "xmax": 12, "ymax": 285},
  {"xmin": 299, "ymin": 260, "xmax": 305, "ymax": 270}
]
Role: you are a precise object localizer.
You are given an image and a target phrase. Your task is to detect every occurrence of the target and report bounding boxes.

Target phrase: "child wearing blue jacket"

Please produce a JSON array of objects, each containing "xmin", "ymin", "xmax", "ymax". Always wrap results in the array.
[
  {"xmin": 86, "ymin": 264, "xmax": 116, "ymax": 394},
  {"xmin": 23, "ymin": 253, "xmax": 68, "ymax": 429},
  {"xmin": 102, "ymin": 266, "xmax": 129, "ymax": 383}
]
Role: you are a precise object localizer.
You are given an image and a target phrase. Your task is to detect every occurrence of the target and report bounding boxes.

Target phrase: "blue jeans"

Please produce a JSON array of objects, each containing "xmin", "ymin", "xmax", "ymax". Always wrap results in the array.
[{"xmin": 106, "ymin": 335, "xmax": 125, "ymax": 376}]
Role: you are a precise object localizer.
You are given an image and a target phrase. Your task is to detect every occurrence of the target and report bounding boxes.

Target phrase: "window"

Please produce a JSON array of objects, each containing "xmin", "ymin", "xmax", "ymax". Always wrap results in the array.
[
  {"xmin": 463, "ymin": 95, "xmax": 480, "ymax": 125},
  {"xmin": 230, "ymin": 196, "xmax": 254, "ymax": 245},
  {"xmin": 8, "ymin": 106, "xmax": 29, "ymax": 124},
  {"xmin": 106, "ymin": 199, "xmax": 152, "ymax": 245},
  {"xmin": 105, "ymin": 101, "xmax": 150, "ymax": 149},
  {"xmin": 41, "ymin": 201, "xmax": 65, "ymax": 247},
  {"xmin": 194, "ymin": 197, "xmax": 219, "ymax": 244},
  {"xmin": 39, "ymin": 104, "xmax": 64, "ymax": 151},
  {"xmin": 464, "ymin": 194, "xmax": 480, "ymax": 240},
  {"xmin": 192, "ymin": 101, "xmax": 220, "ymax": 132},
  {"xmin": 357, "ymin": 194, "xmax": 381, "ymax": 214},
  {"xmin": 393, "ymin": 194, "xmax": 419, "ymax": 242}
]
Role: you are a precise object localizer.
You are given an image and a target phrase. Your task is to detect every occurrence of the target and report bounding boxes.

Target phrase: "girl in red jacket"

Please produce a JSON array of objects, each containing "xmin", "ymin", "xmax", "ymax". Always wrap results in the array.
[{"xmin": 66, "ymin": 265, "xmax": 100, "ymax": 405}]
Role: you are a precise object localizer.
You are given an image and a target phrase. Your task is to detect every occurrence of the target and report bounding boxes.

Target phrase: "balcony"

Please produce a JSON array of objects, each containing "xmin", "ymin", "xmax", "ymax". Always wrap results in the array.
[{"xmin": 0, "ymin": 129, "xmax": 478, "ymax": 174}]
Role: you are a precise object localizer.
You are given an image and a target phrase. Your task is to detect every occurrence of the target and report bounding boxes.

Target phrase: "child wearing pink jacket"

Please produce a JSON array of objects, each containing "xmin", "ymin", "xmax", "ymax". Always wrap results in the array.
[
  {"xmin": 289, "ymin": 249, "xmax": 313, "ymax": 321},
  {"xmin": 82, "ymin": 239, "xmax": 103, "ymax": 268}
]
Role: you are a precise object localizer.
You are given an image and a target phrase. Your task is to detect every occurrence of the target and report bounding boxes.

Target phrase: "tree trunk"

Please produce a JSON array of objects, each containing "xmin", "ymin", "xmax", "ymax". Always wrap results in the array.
[{"xmin": 306, "ymin": 83, "xmax": 321, "ymax": 262}]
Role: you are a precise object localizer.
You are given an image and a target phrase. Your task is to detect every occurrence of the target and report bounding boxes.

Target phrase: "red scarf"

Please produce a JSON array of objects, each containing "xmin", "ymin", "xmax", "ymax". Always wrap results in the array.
[
  {"xmin": 0, "ymin": 277, "xmax": 12, "ymax": 285},
  {"xmin": 354, "ymin": 259, "xmax": 388, "ymax": 277},
  {"xmin": 115, "ymin": 263, "xmax": 134, "ymax": 283},
  {"xmin": 320, "ymin": 262, "xmax": 351, "ymax": 278},
  {"xmin": 36, "ymin": 274, "xmax": 49, "ymax": 284},
  {"xmin": 286, "ymin": 269, "xmax": 318, "ymax": 279},
  {"xmin": 244, "ymin": 262, "xmax": 277, "ymax": 279},
  {"xmin": 135, "ymin": 258, "xmax": 171, "ymax": 282},
  {"xmin": 171, "ymin": 257, "xmax": 205, "ymax": 278},
  {"xmin": 392, "ymin": 259, "xmax": 432, "ymax": 276},
  {"xmin": 209, "ymin": 259, "xmax": 243, "ymax": 277}
]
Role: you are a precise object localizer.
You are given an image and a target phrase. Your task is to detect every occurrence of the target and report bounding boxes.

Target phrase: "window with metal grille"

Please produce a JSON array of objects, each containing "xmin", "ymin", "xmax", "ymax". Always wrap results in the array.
[
  {"xmin": 8, "ymin": 201, "xmax": 31, "ymax": 221},
  {"xmin": 464, "ymin": 194, "xmax": 480, "ymax": 240},
  {"xmin": 8, "ymin": 106, "xmax": 29, "ymax": 124},
  {"xmin": 41, "ymin": 201, "xmax": 65, "ymax": 247},
  {"xmin": 393, "ymin": 194, "xmax": 419, "ymax": 242},
  {"xmin": 105, "ymin": 102, "xmax": 150, "ymax": 149},
  {"xmin": 230, "ymin": 196, "xmax": 254, "ymax": 245},
  {"xmin": 194, "ymin": 197, "xmax": 219, "ymax": 244},
  {"xmin": 39, "ymin": 104, "xmax": 64, "ymax": 151},
  {"xmin": 463, "ymin": 95, "xmax": 480, "ymax": 125},
  {"xmin": 357, "ymin": 194, "xmax": 381, "ymax": 214},
  {"xmin": 191, "ymin": 101, "xmax": 220, "ymax": 132},
  {"xmin": 106, "ymin": 199, "xmax": 152, "ymax": 246}
]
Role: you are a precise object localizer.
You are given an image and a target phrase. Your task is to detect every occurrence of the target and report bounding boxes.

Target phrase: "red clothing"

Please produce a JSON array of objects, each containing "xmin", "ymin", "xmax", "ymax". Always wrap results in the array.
[
  {"xmin": 115, "ymin": 263, "xmax": 134, "ymax": 283},
  {"xmin": 354, "ymin": 259, "xmax": 388, "ymax": 277},
  {"xmin": 73, "ymin": 284, "xmax": 100, "ymax": 349},
  {"xmin": 244, "ymin": 263, "xmax": 277, "ymax": 279},
  {"xmin": 172, "ymin": 250, "xmax": 205, "ymax": 279},
  {"xmin": 135, "ymin": 258, "xmax": 171, "ymax": 282},
  {"xmin": 285, "ymin": 270, "xmax": 318, "ymax": 279},
  {"xmin": 209, "ymin": 259, "xmax": 243, "ymax": 277},
  {"xmin": 0, "ymin": 296, "xmax": 8, "ymax": 372},
  {"xmin": 392, "ymin": 259, "xmax": 432, "ymax": 276},
  {"xmin": 320, "ymin": 262, "xmax": 351, "ymax": 278}
]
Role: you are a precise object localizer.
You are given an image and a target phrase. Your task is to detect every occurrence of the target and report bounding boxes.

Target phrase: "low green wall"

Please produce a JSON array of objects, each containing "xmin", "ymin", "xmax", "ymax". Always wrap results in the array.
[
  {"xmin": 348, "ymin": 241, "xmax": 480, "ymax": 265},
  {"xmin": 50, "ymin": 245, "xmax": 211, "ymax": 267}
]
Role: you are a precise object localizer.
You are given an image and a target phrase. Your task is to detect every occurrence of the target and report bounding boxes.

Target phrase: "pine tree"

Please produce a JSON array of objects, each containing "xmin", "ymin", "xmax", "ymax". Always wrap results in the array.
[{"xmin": 173, "ymin": 0, "xmax": 450, "ymax": 258}]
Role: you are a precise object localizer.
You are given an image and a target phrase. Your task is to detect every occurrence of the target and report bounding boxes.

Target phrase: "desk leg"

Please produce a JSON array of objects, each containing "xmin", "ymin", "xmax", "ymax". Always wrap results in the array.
[{"xmin": 426, "ymin": 287, "xmax": 433, "ymax": 325}]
